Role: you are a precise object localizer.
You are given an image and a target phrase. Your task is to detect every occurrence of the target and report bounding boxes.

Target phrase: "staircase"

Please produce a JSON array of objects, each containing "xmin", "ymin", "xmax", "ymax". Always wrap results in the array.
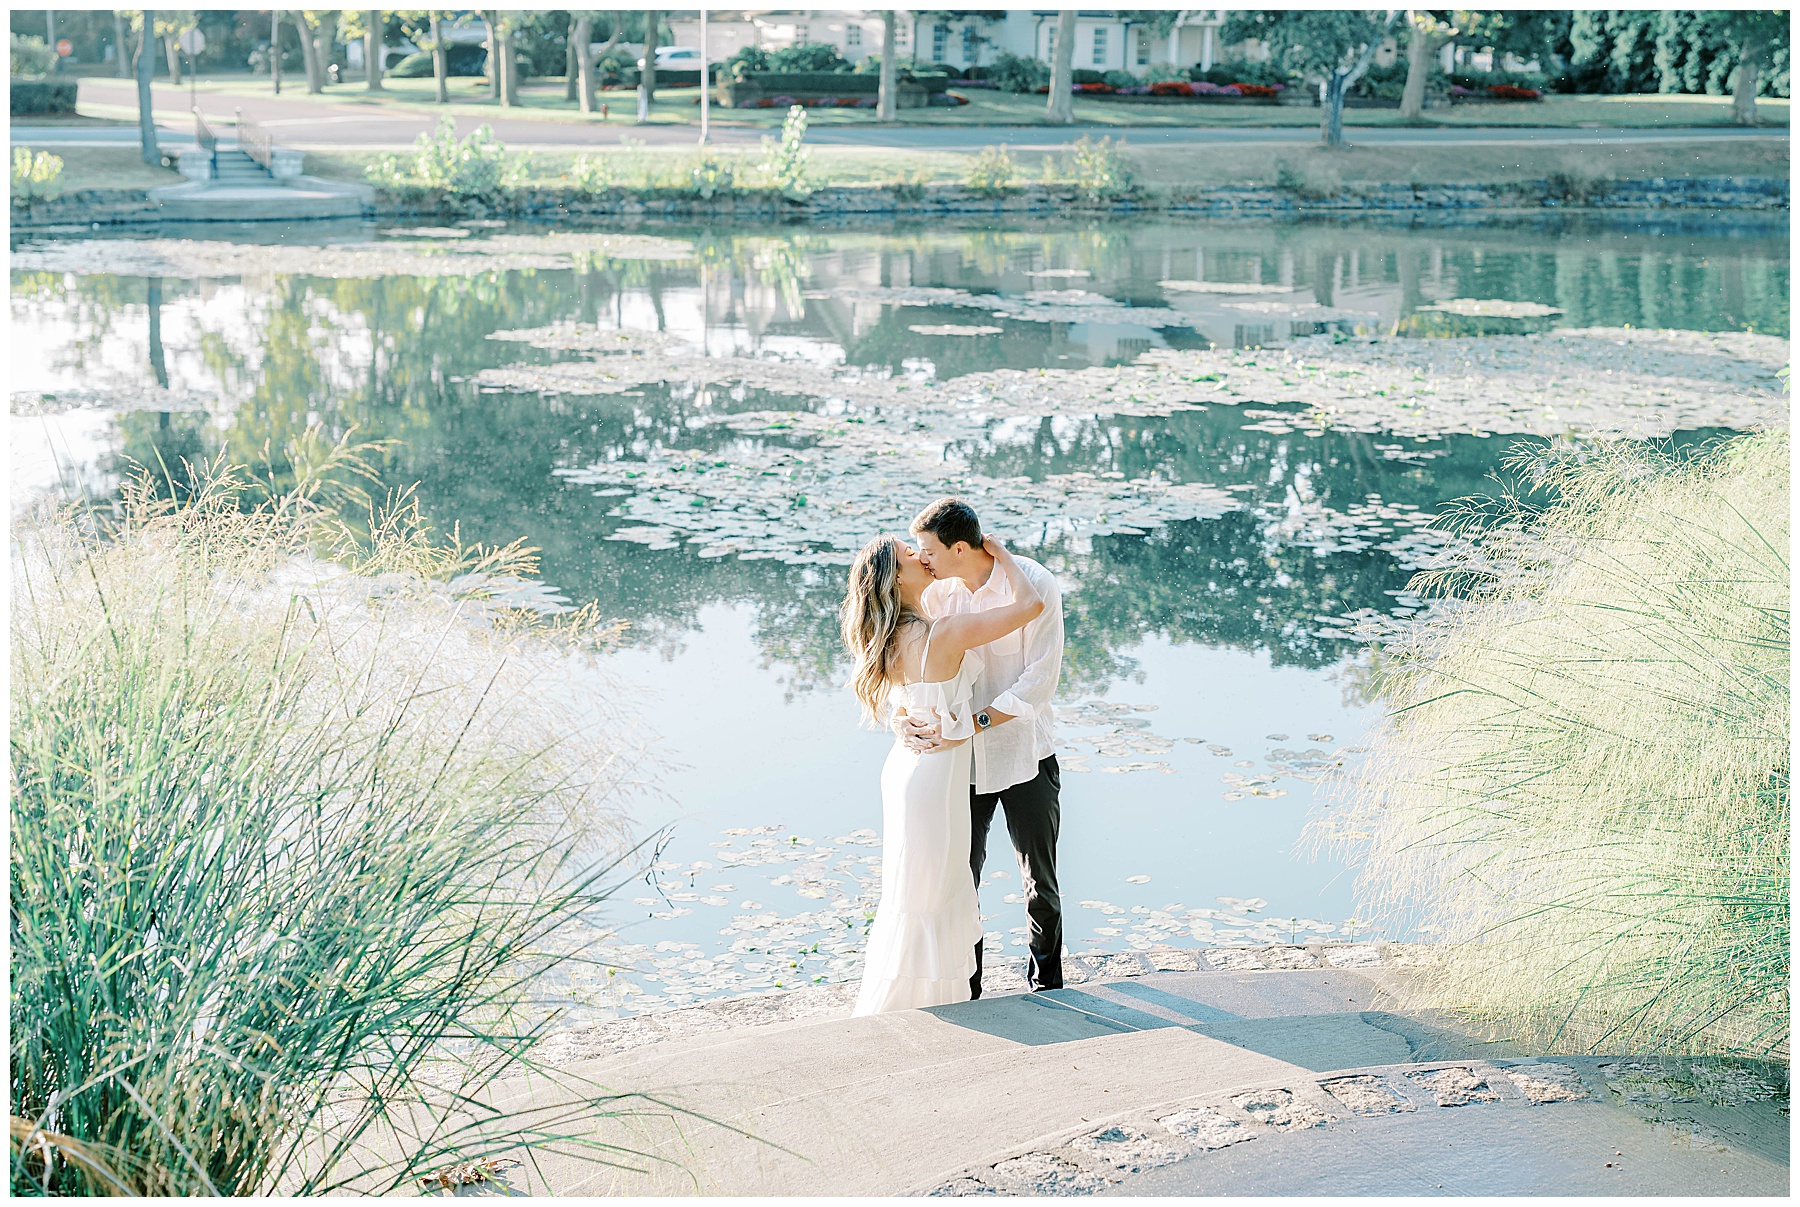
[{"xmin": 212, "ymin": 147, "xmax": 274, "ymax": 185}]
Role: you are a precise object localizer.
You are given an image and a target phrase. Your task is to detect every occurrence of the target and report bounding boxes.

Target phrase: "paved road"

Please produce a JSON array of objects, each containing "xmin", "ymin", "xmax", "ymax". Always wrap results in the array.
[{"xmin": 58, "ymin": 77, "xmax": 1792, "ymax": 153}]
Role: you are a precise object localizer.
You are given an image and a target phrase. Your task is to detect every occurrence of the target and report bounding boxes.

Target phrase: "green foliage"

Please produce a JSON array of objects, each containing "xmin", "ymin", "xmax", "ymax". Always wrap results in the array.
[
  {"xmin": 365, "ymin": 116, "xmax": 517, "ymax": 198},
  {"xmin": 1221, "ymin": 9, "xmax": 1387, "ymax": 81},
  {"xmin": 568, "ymin": 152, "xmax": 615, "ymax": 195},
  {"xmin": 689, "ymin": 149, "xmax": 737, "ymax": 200},
  {"xmin": 988, "ymin": 51, "xmax": 1050, "ymax": 93},
  {"xmin": 1535, "ymin": 10, "xmax": 1792, "ymax": 97},
  {"xmin": 1319, "ymin": 432, "xmax": 1790, "ymax": 1058},
  {"xmin": 10, "ymin": 455, "xmax": 656, "ymax": 1195},
  {"xmin": 11, "ymin": 32, "xmax": 56, "ymax": 78},
  {"xmin": 734, "ymin": 39, "xmax": 853, "ymax": 78},
  {"xmin": 11, "ymin": 147, "xmax": 64, "ymax": 204},
  {"xmin": 1102, "ymin": 69, "xmax": 1139, "ymax": 89},
  {"xmin": 963, "ymin": 144, "xmax": 1017, "ymax": 194},
  {"xmin": 1061, "ymin": 135, "xmax": 1134, "ymax": 200},
  {"xmin": 1195, "ymin": 56, "xmax": 1293, "ymax": 88},
  {"xmin": 756, "ymin": 105, "xmax": 813, "ymax": 201},
  {"xmin": 9, "ymin": 79, "xmax": 77, "ymax": 116}
]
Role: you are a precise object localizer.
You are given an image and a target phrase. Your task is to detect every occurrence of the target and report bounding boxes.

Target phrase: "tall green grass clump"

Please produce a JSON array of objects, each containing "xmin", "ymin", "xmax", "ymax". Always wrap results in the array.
[
  {"xmin": 1316, "ymin": 431, "xmax": 1788, "ymax": 1058},
  {"xmin": 11, "ymin": 456, "xmax": 662, "ymax": 1194},
  {"xmin": 366, "ymin": 115, "xmax": 526, "ymax": 199}
]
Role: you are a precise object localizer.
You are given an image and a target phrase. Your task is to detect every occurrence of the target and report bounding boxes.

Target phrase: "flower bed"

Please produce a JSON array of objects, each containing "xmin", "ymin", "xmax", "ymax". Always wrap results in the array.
[
  {"xmin": 1086, "ymin": 80, "xmax": 1283, "ymax": 105},
  {"xmin": 1449, "ymin": 83, "xmax": 1541, "ymax": 102}
]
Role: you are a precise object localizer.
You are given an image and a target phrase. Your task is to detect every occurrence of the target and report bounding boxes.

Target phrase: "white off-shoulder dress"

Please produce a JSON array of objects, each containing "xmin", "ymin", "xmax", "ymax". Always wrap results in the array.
[{"xmin": 852, "ymin": 631, "xmax": 984, "ymax": 1016}]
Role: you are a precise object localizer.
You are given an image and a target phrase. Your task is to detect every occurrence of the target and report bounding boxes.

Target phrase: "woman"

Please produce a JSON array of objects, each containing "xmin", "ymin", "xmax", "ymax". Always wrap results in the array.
[{"xmin": 839, "ymin": 533, "xmax": 1044, "ymax": 1015}]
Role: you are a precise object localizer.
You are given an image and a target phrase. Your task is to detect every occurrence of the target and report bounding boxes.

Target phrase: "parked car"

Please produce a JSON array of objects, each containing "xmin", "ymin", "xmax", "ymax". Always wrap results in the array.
[{"xmin": 638, "ymin": 45, "xmax": 708, "ymax": 70}]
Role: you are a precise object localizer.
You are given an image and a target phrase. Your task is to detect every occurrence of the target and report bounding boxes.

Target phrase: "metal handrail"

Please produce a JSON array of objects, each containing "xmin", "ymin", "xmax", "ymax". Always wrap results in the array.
[
  {"xmin": 235, "ymin": 107, "xmax": 272, "ymax": 170},
  {"xmin": 192, "ymin": 106, "xmax": 217, "ymax": 175}
]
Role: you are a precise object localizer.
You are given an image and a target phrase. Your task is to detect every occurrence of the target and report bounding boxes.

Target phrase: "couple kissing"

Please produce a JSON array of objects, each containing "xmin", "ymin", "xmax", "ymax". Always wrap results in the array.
[{"xmin": 838, "ymin": 498, "xmax": 1065, "ymax": 1015}]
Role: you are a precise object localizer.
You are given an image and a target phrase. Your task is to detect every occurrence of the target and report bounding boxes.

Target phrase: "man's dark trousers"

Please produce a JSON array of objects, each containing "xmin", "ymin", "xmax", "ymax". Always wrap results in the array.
[{"xmin": 969, "ymin": 754, "xmax": 1062, "ymax": 997}]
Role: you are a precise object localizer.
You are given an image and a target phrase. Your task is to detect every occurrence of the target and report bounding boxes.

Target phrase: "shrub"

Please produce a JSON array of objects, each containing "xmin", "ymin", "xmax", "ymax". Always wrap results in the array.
[
  {"xmin": 1317, "ymin": 433, "xmax": 1790, "ymax": 1058},
  {"xmin": 10, "ymin": 78, "xmax": 77, "ymax": 116},
  {"xmin": 1196, "ymin": 57, "xmax": 1290, "ymax": 88},
  {"xmin": 11, "ymin": 146, "xmax": 64, "ymax": 205},
  {"xmin": 986, "ymin": 51, "xmax": 1051, "ymax": 93},
  {"xmin": 765, "ymin": 41, "xmax": 850, "ymax": 73},
  {"xmin": 366, "ymin": 115, "xmax": 518, "ymax": 198},
  {"xmin": 1145, "ymin": 62, "xmax": 1189, "ymax": 85},
  {"xmin": 568, "ymin": 152, "xmax": 614, "ymax": 195},
  {"xmin": 756, "ymin": 104, "xmax": 812, "ymax": 201},
  {"xmin": 1062, "ymin": 134, "xmax": 1134, "ymax": 200},
  {"xmin": 11, "ymin": 32, "xmax": 56, "ymax": 78},
  {"xmin": 688, "ymin": 148, "xmax": 736, "ymax": 199},
  {"xmin": 1072, "ymin": 68, "xmax": 1107, "ymax": 86},
  {"xmin": 963, "ymin": 143, "xmax": 1017, "ymax": 194},
  {"xmin": 1102, "ymin": 69, "xmax": 1138, "ymax": 89},
  {"xmin": 10, "ymin": 456, "xmax": 662, "ymax": 1194}
]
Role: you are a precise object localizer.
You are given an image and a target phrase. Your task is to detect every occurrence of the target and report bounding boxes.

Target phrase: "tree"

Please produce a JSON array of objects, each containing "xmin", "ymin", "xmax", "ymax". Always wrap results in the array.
[
  {"xmin": 1045, "ymin": 9, "xmax": 1076, "ymax": 124},
  {"xmin": 1399, "ymin": 10, "xmax": 1453, "ymax": 120},
  {"xmin": 366, "ymin": 9, "xmax": 383, "ymax": 89},
  {"xmin": 638, "ymin": 8, "xmax": 659, "ymax": 123},
  {"xmin": 114, "ymin": 10, "xmax": 131, "ymax": 77},
  {"xmin": 1222, "ymin": 9, "xmax": 1399, "ymax": 148},
  {"xmin": 483, "ymin": 9, "xmax": 499, "ymax": 100},
  {"xmin": 153, "ymin": 10, "xmax": 197, "ymax": 83},
  {"xmin": 136, "ymin": 8, "xmax": 157, "ymax": 164},
  {"xmin": 1719, "ymin": 10, "xmax": 1788, "ymax": 125},
  {"xmin": 878, "ymin": 10, "xmax": 897, "ymax": 121},
  {"xmin": 291, "ymin": 10, "xmax": 337, "ymax": 94}
]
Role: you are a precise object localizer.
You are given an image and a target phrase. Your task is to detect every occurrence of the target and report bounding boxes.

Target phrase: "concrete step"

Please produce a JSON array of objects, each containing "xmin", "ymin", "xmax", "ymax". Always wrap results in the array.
[{"xmin": 302, "ymin": 957, "xmax": 1789, "ymax": 1196}]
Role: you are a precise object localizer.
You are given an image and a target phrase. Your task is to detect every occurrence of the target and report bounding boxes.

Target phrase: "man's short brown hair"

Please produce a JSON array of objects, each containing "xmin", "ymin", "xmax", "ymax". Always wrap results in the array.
[{"xmin": 910, "ymin": 497, "xmax": 983, "ymax": 551}]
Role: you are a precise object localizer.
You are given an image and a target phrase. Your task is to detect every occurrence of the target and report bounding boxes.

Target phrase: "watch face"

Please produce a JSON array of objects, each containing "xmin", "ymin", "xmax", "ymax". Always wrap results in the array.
[{"xmin": 976, "ymin": 711, "xmax": 991, "ymax": 728}]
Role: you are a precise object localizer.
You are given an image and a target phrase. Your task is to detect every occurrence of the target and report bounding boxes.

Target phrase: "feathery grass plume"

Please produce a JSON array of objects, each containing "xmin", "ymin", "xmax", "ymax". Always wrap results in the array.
[
  {"xmin": 1313, "ymin": 431, "xmax": 1788, "ymax": 1058},
  {"xmin": 10, "ymin": 453, "xmax": 680, "ymax": 1195}
]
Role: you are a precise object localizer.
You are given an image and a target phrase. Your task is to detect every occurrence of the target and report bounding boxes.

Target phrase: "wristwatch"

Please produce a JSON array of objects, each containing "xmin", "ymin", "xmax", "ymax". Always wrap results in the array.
[{"xmin": 975, "ymin": 711, "xmax": 993, "ymax": 731}]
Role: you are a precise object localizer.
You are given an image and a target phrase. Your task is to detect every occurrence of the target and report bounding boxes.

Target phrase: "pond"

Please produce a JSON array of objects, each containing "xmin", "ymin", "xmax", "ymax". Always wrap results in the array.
[{"xmin": 10, "ymin": 211, "xmax": 1786, "ymax": 1022}]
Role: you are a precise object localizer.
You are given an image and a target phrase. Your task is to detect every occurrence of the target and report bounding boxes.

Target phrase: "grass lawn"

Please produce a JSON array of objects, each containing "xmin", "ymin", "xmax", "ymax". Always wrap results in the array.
[
  {"xmin": 14, "ymin": 145, "xmax": 183, "ymax": 192},
  {"xmin": 87, "ymin": 71, "xmax": 1791, "ymax": 130},
  {"xmin": 300, "ymin": 134, "xmax": 1787, "ymax": 195}
]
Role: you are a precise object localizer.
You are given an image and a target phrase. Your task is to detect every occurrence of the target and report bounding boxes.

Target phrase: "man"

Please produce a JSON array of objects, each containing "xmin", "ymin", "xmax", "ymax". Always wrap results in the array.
[{"xmin": 902, "ymin": 498, "xmax": 1065, "ymax": 997}]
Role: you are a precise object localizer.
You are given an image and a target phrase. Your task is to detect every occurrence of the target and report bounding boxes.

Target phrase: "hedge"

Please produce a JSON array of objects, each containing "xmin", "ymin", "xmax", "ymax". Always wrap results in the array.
[
  {"xmin": 735, "ymin": 70, "xmax": 948, "ymax": 94},
  {"xmin": 11, "ymin": 79, "xmax": 77, "ymax": 116}
]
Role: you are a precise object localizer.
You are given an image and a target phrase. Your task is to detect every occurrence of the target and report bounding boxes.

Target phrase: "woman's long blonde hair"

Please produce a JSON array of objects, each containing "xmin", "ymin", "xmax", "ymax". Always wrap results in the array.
[{"xmin": 839, "ymin": 536, "xmax": 922, "ymax": 724}]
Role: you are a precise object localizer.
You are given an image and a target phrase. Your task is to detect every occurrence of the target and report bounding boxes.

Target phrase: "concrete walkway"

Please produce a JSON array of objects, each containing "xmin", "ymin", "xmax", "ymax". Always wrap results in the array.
[{"xmin": 326, "ymin": 944, "xmax": 1787, "ymax": 1197}]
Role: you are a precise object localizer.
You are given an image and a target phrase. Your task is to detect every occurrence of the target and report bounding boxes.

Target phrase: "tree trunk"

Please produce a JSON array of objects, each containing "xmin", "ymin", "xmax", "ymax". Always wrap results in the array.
[
  {"xmin": 575, "ymin": 15, "xmax": 596, "ymax": 113},
  {"xmin": 1733, "ymin": 35, "xmax": 1764, "ymax": 126},
  {"xmin": 366, "ymin": 10, "xmax": 383, "ymax": 90},
  {"xmin": 639, "ymin": 8, "xmax": 659, "ymax": 120},
  {"xmin": 500, "ymin": 20, "xmax": 518, "ymax": 106},
  {"xmin": 293, "ymin": 12, "xmax": 321, "ymax": 93},
  {"xmin": 115, "ymin": 11, "xmax": 131, "ymax": 77},
  {"xmin": 484, "ymin": 11, "xmax": 500, "ymax": 99},
  {"xmin": 431, "ymin": 12, "xmax": 447, "ymax": 103},
  {"xmin": 1046, "ymin": 9, "xmax": 1076, "ymax": 124},
  {"xmin": 138, "ymin": 9, "xmax": 159, "ymax": 165},
  {"xmin": 565, "ymin": 16, "xmax": 579, "ymax": 101},
  {"xmin": 1322, "ymin": 13, "xmax": 1394, "ymax": 149},
  {"xmin": 165, "ymin": 33, "xmax": 181, "ymax": 83},
  {"xmin": 878, "ymin": 10, "xmax": 897, "ymax": 121},
  {"xmin": 1399, "ymin": 18, "xmax": 1434, "ymax": 122}
]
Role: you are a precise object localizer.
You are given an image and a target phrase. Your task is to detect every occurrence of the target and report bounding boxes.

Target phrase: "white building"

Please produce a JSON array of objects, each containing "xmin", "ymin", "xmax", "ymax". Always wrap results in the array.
[{"xmin": 659, "ymin": 11, "xmax": 1410, "ymax": 79}]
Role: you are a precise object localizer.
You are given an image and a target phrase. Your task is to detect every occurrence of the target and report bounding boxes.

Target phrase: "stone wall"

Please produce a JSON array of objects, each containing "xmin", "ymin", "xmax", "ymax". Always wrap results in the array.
[{"xmin": 12, "ymin": 175, "xmax": 1788, "ymax": 229}]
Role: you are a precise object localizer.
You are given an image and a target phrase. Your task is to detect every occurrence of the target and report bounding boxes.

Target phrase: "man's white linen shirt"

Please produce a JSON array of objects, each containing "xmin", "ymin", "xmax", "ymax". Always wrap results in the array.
[{"xmin": 922, "ymin": 556, "xmax": 1063, "ymax": 794}]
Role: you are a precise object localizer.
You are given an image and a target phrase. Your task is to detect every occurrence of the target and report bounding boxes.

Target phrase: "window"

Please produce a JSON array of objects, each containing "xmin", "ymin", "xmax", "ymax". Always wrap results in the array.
[
  {"xmin": 1135, "ymin": 27, "xmax": 1150, "ymax": 66},
  {"xmin": 931, "ymin": 23, "xmax": 947, "ymax": 62},
  {"xmin": 795, "ymin": 23, "xmax": 809, "ymax": 43},
  {"xmin": 962, "ymin": 24, "xmax": 977, "ymax": 62},
  {"xmin": 846, "ymin": 23, "xmax": 861, "ymax": 51},
  {"xmin": 1091, "ymin": 26, "xmax": 1107, "ymax": 66},
  {"xmin": 1045, "ymin": 27, "xmax": 1056, "ymax": 58}
]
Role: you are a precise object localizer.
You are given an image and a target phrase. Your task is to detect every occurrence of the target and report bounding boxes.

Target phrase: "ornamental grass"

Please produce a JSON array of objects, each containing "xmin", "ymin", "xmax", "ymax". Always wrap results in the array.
[
  {"xmin": 11, "ymin": 453, "xmax": 671, "ymax": 1194},
  {"xmin": 1316, "ymin": 430, "xmax": 1788, "ymax": 1058}
]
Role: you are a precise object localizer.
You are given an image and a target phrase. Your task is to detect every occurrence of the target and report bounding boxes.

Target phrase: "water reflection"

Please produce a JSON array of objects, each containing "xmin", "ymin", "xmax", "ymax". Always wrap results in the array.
[{"xmin": 14, "ymin": 213, "xmax": 1785, "ymax": 693}]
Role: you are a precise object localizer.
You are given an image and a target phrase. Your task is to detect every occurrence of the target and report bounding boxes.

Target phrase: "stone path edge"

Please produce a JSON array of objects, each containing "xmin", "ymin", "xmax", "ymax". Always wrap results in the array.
[{"xmin": 532, "ymin": 941, "xmax": 1415, "ymax": 1069}]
